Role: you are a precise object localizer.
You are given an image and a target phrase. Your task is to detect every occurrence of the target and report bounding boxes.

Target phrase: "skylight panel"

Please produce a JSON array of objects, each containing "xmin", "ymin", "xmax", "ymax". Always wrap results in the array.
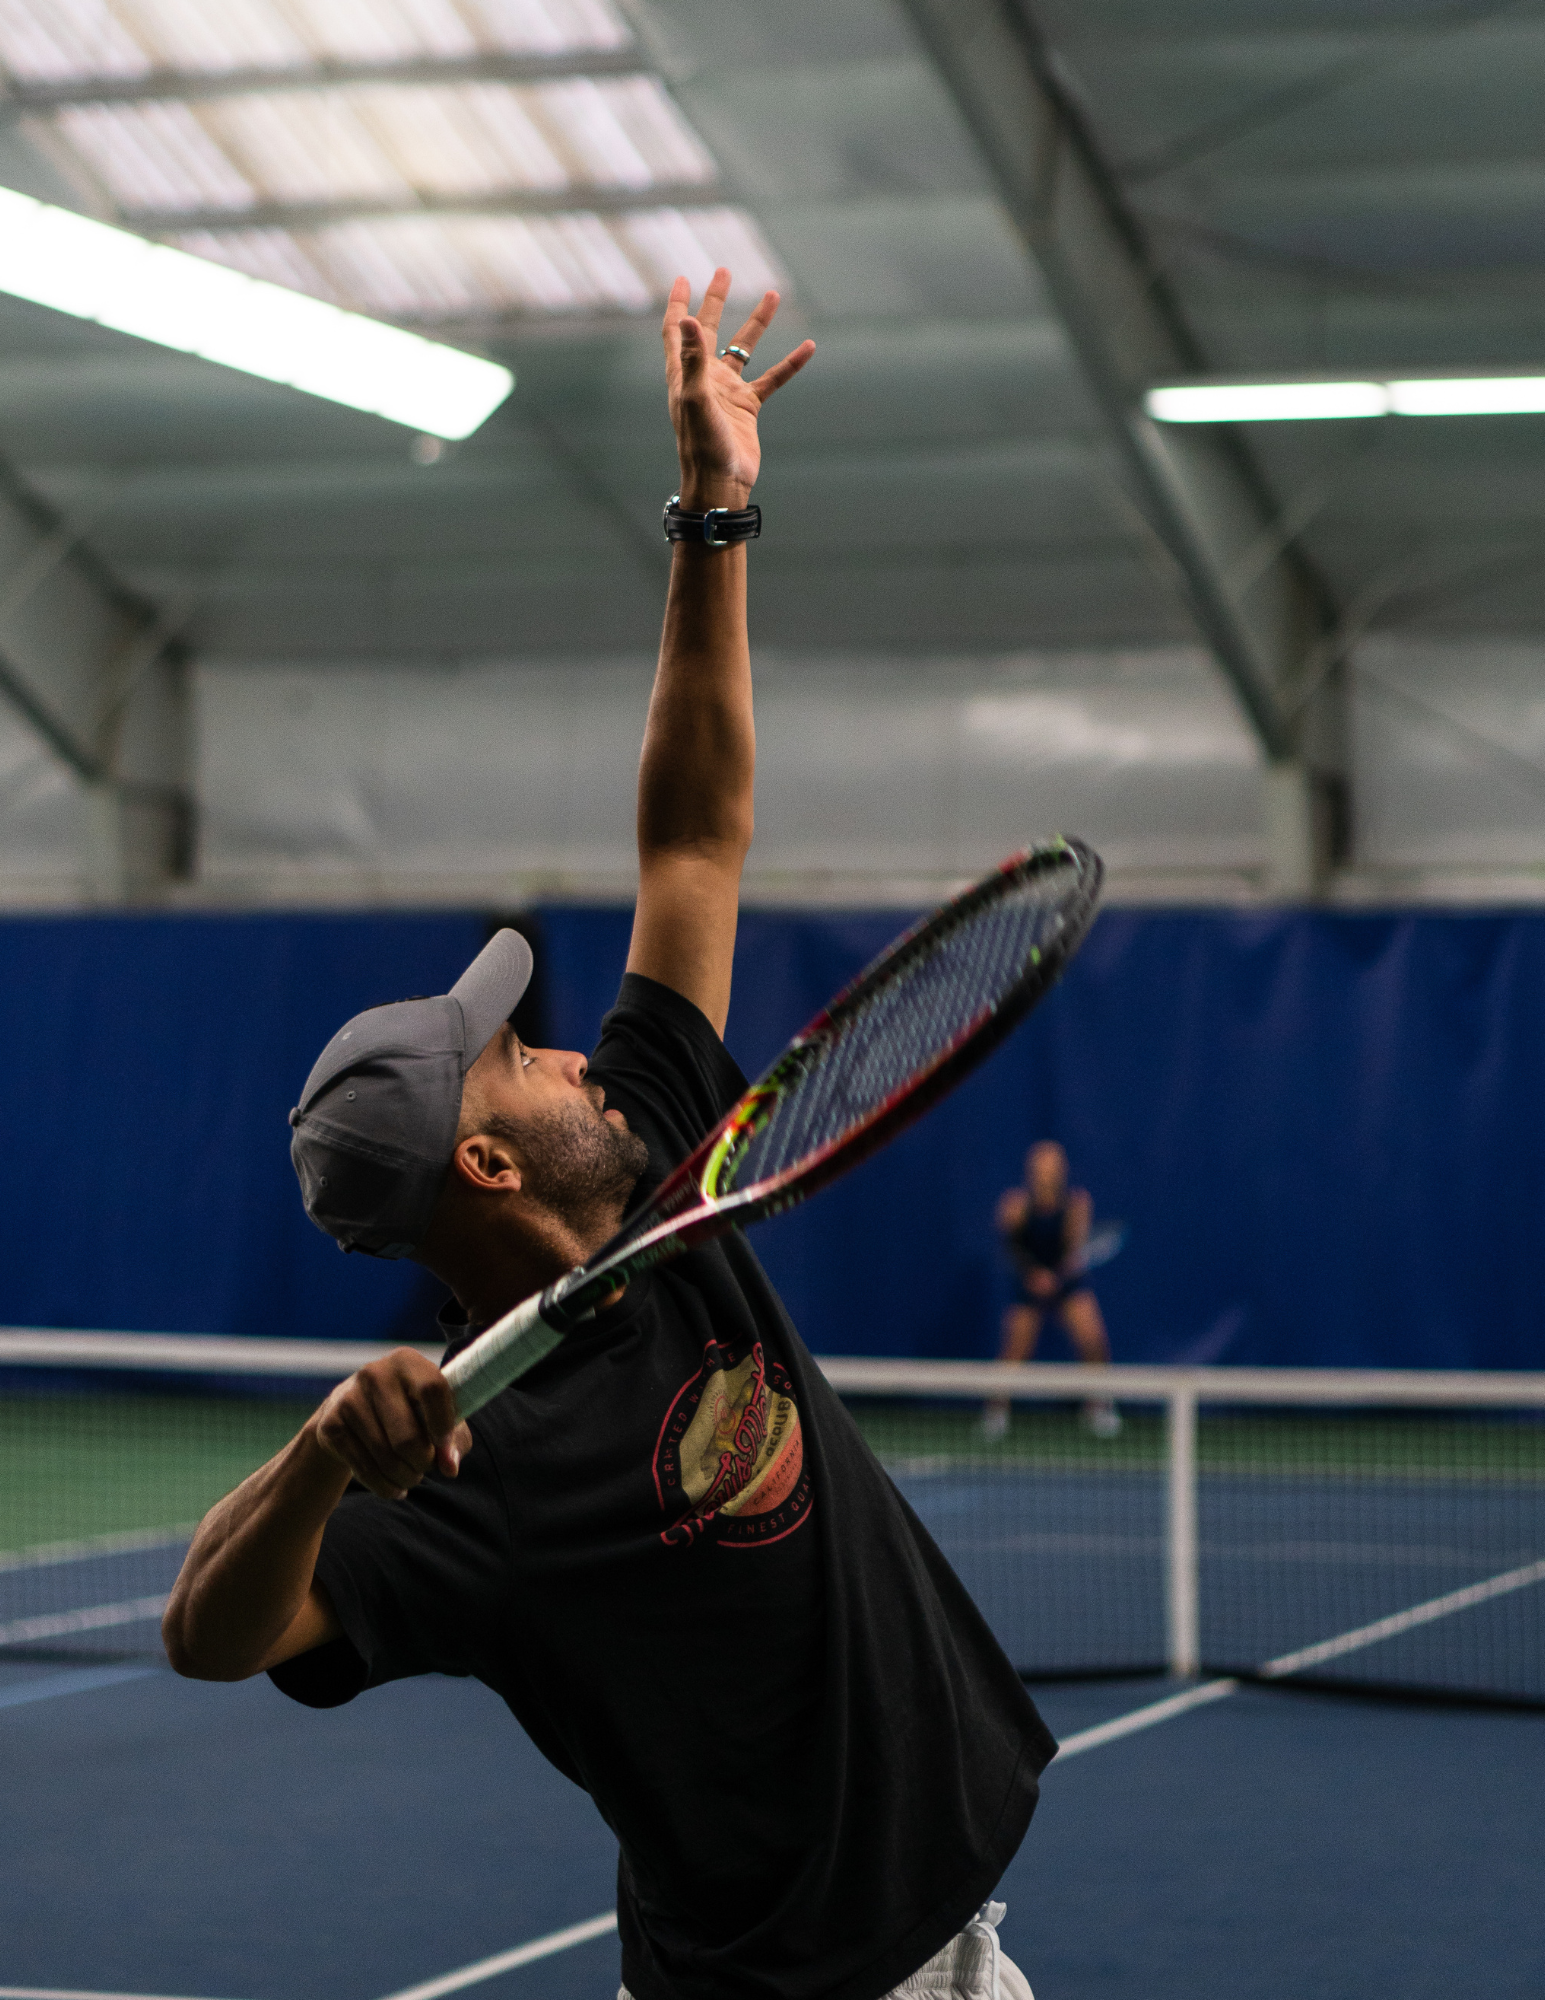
[
  {"xmin": 120, "ymin": 0, "xmax": 307, "ymax": 73},
  {"xmin": 350, "ymin": 85, "xmax": 568, "ymax": 195},
  {"xmin": 620, "ymin": 209, "xmax": 783, "ymax": 303},
  {"xmin": 159, "ymin": 205, "xmax": 779, "ymax": 323},
  {"xmin": 59, "ymin": 102, "xmax": 255, "ymax": 212},
  {"xmin": 465, "ymin": 0, "xmax": 628, "ymax": 54},
  {"xmin": 529, "ymin": 78, "xmax": 651, "ymax": 188},
  {"xmin": 306, "ymin": 213, "xmax": 655, "ymax": 315},
  {"xmin": 491, "ymin": 215, "xmax": 605, "ymax": 310},
  {"xmin": 499, "ymin": 211, "xmax": 648, "ymax": 307},
  {"xmin": 213, "ymin": 92, "xmax": 414, "ymax": 203},
  {"xmin": 175, "ymin": 226, "xmax": 334, "ymax": 301},
  {"xmin": 319, "ymin": 215, "xmax": 487, "ymax": 317},
  {"xmin": 591, "ymin": 77, "xmax": 719, "ymax": 185},
  {"xmin": 0, "ymin": 0, "xmax": 634, "ymax": 80},
  {"xmin": 285, "ymin": 0, "xmax": 475, "ymax": 64},
  {"xmin": 0, "ymin": 0, "xmax": 780, "ymax": 331},
  {"xmin": 0, "ymin": 0, "xmax": 148, "ymax": 81},
  {"xmin": 532, "ymin": 76, "xmax": 713, "ymax": 189}
]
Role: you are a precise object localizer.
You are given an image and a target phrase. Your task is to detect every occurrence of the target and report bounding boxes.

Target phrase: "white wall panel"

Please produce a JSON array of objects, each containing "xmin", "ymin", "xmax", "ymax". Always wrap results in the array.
[
  {"xmin": 0, "ymin": 703, "xmax": 83, "ymax": 898},
  {"xmin": 9, "ymin": 638, "xmax": 1545, "ymax": 905},
  {"xmin": 1354, "ymin": 638, "xmax": 1545, "ymax": 871},
  {"xmin": 195, "ymin": 647, "xmax": 1267, "ymax": 901}
]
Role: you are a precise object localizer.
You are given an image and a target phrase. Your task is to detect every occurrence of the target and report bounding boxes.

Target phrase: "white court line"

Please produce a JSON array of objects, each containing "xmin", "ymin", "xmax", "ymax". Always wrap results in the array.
[
  {"xmin": 0, "ymin": 1528, "xmax": 191, "ymax": 1575},
  {"xmin": 1259, "ymin": 1554, "xmax": 1545, "ymax": 1679},
  {"xmin": 0, "ymin": 1990, "xmax": 239, "ymax": 1999},
  {"xmin": 0, "ymin": 1596, "xmax": 168, "ymax": 1648},
  {"xmin": 1051, "ymin": 1676, "xmax": 1240, "ymax": 1760},
  {"xmin": 9, "ymin": 1563, "xmax": 1536, "ymax": 2000},
  {"xmin": 1049, "ymin": 1551, "xmax": 1545, "ymax": 1760},
  {"xmin": 369, "ymin": 1682, "xmax": 1240, "ymax": 2000},
  {"xmin": 0, "ymin": 1665, "xmax": 159, "ymax": 1711},
  {"xmin": 373, "ymin": 1912, "xmax": 620, "ymax": 2000}
]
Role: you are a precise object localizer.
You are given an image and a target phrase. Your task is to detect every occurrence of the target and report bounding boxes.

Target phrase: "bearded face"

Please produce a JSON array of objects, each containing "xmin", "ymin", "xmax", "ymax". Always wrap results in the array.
[{"xmin": 502, "ymin": 1084, "xmax": 650, "ymax": 1220}]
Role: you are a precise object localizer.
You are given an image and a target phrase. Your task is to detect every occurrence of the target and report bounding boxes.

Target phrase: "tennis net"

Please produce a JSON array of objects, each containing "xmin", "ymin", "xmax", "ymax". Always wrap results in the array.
[
  {"xmin": 0, "ymin": 1330, "xmax": 437, "ymax": 1662},
  {"xmin": 4, "ymin": 1332, "xmax": 1543, "ymax": 1705},
  {"xmin": 830, "ymin": 1358, "xmax": 1545, "ymax": 1708}
]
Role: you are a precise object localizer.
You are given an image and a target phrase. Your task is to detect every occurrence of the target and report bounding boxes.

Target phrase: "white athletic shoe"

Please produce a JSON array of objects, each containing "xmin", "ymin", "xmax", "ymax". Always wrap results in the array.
[{"xmin": 1083, "ymin": 1399, "xmax": 1121, "ymax": 1439}]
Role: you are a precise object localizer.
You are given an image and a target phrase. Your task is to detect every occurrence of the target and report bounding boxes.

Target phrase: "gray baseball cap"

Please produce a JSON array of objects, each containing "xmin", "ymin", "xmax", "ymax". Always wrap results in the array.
[{"xmin": 289, "ymin": 928, "xmax": 534, "ymax": 1259}]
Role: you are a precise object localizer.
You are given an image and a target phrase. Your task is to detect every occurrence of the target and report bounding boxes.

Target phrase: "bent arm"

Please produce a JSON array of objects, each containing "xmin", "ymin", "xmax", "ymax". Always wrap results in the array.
[
  {"xmin": 163, "ymin": 1348, "xmax": 468, "ymax": 1681},
  {"xmin": 996, "ymin": 1187, "xmax": 1030, "ymax": 1234},
  {"xmin": 162, "ymin": 1424, "xmax": 347, "ymax": 1680}
]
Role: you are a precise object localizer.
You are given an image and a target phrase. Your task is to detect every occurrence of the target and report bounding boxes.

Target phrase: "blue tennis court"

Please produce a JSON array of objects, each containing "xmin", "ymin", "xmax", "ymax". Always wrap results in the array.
[
  {"xmin": 3, "ymin": 1656, "xmax": 1542, "ymax": 2000},
  {"xmin": 902, "ymin": 1462, "xmax": 1545, "ymax": 1699}
]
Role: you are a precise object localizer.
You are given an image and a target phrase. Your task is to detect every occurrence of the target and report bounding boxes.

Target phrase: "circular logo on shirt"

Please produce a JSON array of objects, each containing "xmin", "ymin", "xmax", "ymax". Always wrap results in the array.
[{"xmin": 653, "ymin": 1340, "xmax": 812, "ymax": 1549}]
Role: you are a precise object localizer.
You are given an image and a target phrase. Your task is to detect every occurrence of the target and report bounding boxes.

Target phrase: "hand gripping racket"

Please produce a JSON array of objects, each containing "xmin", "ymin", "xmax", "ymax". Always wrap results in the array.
[{"xmin": 444, "ymin": 836, "xmax": 1104, "ymax": 1419}]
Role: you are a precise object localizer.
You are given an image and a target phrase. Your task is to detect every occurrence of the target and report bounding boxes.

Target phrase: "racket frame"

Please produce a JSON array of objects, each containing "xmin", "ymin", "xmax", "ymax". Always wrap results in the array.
[{"xmin": 445, "ymin": 837, "xmax": 1102, "ymax": 1417}]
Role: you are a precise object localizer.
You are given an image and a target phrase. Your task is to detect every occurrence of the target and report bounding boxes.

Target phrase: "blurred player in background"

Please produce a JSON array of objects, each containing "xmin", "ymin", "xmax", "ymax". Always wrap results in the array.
[{"xmin": 985, "ymin": 1140, "xmax": 1118, "ymax": 1440}]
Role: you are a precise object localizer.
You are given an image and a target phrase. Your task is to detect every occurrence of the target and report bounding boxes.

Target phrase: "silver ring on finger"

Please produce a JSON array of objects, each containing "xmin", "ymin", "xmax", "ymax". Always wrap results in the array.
[{"xmin": 721, "ymin": 345, "xmax": 752, "ymax": 368}]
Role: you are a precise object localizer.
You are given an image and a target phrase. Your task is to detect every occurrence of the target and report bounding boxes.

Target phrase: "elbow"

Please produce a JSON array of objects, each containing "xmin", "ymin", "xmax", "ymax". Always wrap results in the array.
[
  {"xmin": 716, "ymin": 810, "xmax": 754, "ymax": 865},
  {"xmin": 161, "ymin": 1598, "xmax": 210, "ymax": 1680},
  {"xmin": 161, "ymin": 1594, "xmax": 253, "ymax": 1683}
]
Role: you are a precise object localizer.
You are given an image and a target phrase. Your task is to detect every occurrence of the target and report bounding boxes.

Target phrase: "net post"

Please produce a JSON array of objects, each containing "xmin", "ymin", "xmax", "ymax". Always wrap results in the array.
[{"xmin": 1166, "ymin": 1384, "xmax": 1200, "ymax": 1678}]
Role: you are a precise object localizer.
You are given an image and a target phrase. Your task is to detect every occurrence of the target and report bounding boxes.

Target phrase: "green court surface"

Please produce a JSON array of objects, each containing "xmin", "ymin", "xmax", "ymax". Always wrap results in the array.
[
  {"xmin": 0, "ymin": 1393, "xmax": 321, "ymax": 1554},
  {"xmin": 7, "ymin": 1391, "xmax": 1544, "ymax": 1563},
  {"xmin": 848, "ymin": 1400, "xmax": 1545, "ymax": 1483}
]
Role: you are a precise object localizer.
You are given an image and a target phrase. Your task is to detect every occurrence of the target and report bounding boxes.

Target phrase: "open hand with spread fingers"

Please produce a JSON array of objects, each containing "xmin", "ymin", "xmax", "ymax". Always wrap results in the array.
[{"xmin": 663, "ymin": 266, "xmax": 815, "ymax": 511}]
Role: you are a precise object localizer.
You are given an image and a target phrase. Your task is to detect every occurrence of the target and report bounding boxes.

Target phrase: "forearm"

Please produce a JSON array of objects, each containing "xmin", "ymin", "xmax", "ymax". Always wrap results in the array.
[
  {"xmin": 162, "ymin": 1417, "xmax": 349, "ymax": 1681},
  {"xmin": 637, "ymin": 531, "xmax": 754, "ymax": 859}
]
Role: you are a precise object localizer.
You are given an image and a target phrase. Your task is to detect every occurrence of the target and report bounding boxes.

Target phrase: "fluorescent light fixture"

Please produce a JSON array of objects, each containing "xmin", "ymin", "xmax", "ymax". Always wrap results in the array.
[
  {"xmin": 1147, "ymin": 380, "xmax": 1388, "ymax": 424},
  {"xmin": 1386, "ymin": 376, "xmax": 1545, "ymax": 416},
  {"xmin": 0, "ymin": 184, "xmax": 513, "ymax": 438},
  {"xmin": 1147, "ymin": 373, "xmax": 1545, "ymax": 425}
]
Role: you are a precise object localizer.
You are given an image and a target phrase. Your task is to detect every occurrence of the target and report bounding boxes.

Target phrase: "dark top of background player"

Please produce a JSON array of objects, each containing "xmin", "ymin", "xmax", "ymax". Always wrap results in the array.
[{"xmin": 162, "ymin": 271, "xmax": 1054, "ymax": 2000}]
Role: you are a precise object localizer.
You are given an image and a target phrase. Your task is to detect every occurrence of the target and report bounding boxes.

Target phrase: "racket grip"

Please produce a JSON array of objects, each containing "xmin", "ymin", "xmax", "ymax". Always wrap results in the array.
[{"xmin": 443, "ymin": 1289, "xmax": 564, "ymax": 1420}]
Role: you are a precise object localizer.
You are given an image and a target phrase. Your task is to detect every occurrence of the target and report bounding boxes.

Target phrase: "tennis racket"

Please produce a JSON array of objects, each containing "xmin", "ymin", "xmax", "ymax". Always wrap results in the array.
[
  {"xmin": 444, "ymin": 836, "xmax": 1104, "ymax": 1420},
  {"xmin": 1006, "ymin": 1220, "xmax": 1125, "ymax": 1303},
  {"xmin": 1073, "ymin": 1220, "xmax": 1126, "ymax": 1276}
]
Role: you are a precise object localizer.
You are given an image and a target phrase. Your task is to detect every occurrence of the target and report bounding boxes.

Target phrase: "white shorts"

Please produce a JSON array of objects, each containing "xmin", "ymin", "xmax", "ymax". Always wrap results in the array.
[{"xmin": 619, "ymin": 1898, "xmax": 1033, "ymax": 2000}]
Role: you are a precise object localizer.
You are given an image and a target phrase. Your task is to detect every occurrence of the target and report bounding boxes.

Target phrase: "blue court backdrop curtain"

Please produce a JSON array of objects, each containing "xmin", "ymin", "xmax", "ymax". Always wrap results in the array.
[{"xmin": 0, "ymin": 906, "xmax": 1541, "ymax": 1368}]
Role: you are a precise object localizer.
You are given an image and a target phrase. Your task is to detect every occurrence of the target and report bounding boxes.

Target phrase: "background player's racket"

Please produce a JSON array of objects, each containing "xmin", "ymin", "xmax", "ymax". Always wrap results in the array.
[
  {"xmin": 1073, "ymin": 1220, "xmax": 1127, "ymax": 1276},
  {"xmin": 445, "ymin": 836, "xmax": 1103, "ymax": 1418},
  {"xmin": 1005, "ymin": 1218, "xmax": 1126, "ymax": 1309}
]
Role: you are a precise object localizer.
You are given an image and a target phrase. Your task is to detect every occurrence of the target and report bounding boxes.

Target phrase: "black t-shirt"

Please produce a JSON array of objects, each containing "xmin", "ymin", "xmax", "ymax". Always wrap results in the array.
[{"xmin": 271, "ymin": 973, "xmax": 1055, "ymax": 2000}]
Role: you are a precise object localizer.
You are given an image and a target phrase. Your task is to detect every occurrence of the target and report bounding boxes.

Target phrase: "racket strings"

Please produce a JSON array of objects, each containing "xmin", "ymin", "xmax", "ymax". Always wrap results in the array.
[{"xmin": 725, "ymin": 858, "xmax": 1090, "ymax": 1192}]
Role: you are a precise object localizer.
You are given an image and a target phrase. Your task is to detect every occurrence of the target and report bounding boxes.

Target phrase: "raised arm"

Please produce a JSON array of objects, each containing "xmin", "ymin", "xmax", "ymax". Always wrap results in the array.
[{"xmin": 626, "ymin": 268, "xmax": 814, "ymax": 1036}]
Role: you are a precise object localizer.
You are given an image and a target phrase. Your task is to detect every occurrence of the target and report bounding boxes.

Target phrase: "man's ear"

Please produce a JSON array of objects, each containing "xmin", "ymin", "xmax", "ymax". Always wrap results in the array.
[{"xmin": 450, "ymin": 1130, "xmax": 522, "ymax": 1195}]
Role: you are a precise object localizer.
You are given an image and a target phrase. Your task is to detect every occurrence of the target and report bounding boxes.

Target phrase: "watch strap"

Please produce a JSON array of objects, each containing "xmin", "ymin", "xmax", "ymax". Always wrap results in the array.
[{"xmin": 663, "ymin": 492, "xmax": 761, "ymax": 548}]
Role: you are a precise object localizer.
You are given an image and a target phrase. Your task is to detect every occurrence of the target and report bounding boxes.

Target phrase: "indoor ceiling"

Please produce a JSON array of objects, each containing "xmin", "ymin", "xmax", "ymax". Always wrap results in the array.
[{"xmin": 0, "ymin": 0, "xmax": 1542, "ymax": 669}]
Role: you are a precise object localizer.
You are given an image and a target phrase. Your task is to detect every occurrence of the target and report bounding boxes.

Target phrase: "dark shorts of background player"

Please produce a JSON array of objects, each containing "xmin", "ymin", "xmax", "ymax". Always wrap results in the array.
[{"xmin": 1014, "ymin": 1270, "xmax": 1094, "ymax": 1316}]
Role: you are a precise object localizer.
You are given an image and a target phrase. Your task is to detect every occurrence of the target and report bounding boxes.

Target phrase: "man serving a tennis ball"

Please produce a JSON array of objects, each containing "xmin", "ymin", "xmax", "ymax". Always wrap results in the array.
[{"xmin": 164, "ymin": 271, "xmax": 1052, "ymax": 2000}]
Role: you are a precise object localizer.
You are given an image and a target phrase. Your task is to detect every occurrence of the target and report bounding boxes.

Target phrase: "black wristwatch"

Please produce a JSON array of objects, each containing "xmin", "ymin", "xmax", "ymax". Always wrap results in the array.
[{"xmin": 663, "ymin": 492, "xmax": 762, "ymax": 548}]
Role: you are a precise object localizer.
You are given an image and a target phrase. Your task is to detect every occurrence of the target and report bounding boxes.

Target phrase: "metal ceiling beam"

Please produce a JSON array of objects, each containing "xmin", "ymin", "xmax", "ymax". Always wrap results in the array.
[
  {"xmin": 0, "ymin": 459, "xmax": 191, "ymax": 900},
  {"xmin": 127, "ymin": 180, "xmax": 721, "ymax": 236},
  {"xmin": 0, "ymin": 48, "xmax": 649, "ymax": 116},
  {"xmin": 896, "ymin": 0, "xmax": 1350, "ymax": 892}
]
